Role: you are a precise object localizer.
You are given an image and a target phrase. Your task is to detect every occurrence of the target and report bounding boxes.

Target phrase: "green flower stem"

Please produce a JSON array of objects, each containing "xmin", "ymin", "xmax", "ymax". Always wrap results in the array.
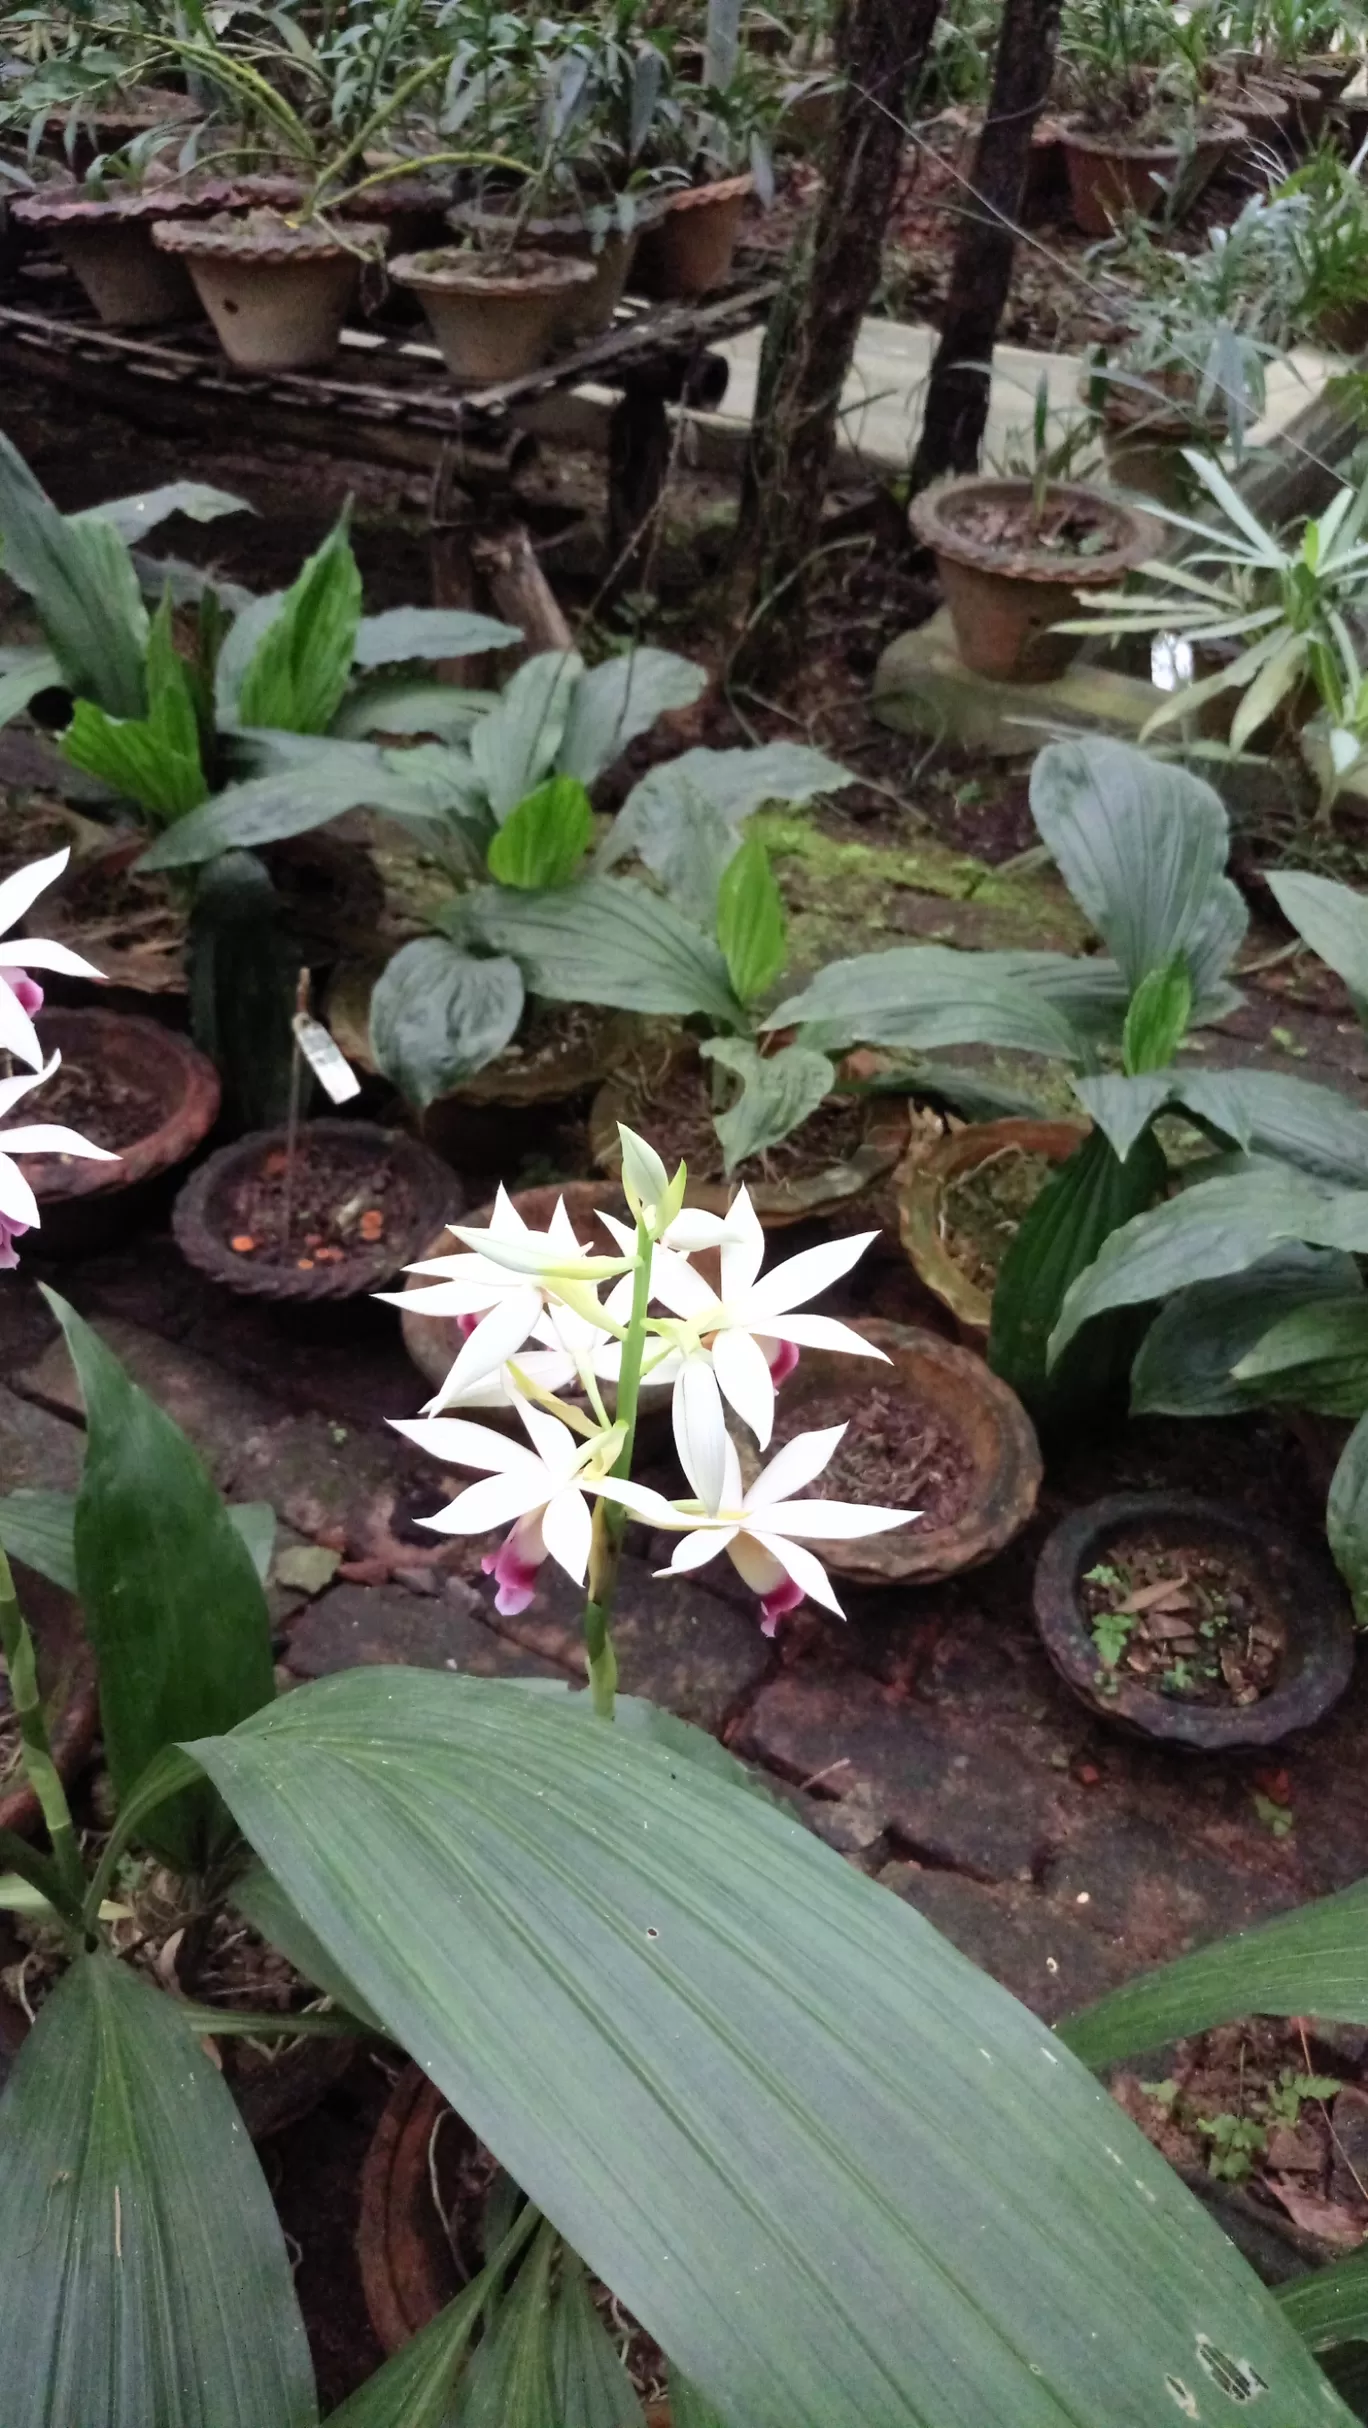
[
  {"xmin": 583, "ymin": 1215, "xmax": 654, "ymax": 1720},
  {"xmin": 0, "ymin": 1548, "xmax": 87, "ymax": 1925}
]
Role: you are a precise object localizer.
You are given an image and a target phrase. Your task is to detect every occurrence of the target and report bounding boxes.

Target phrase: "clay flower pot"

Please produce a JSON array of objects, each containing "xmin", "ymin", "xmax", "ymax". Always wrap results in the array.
[
  {"xmin": 1097, "ymin": 379, "xmax": 1230, "ymax": 509},
  {"xmin": 1057, "ymin": 113, "xmax": 1246, "ymax": 235},
  {"xmin": 896, "ymin": 1116, "xmax": 1089, "ymax": 1344},
  {"xmin": 738, "ymin": 1317, "xmax": 1041, "ymax": 1584},
  {"xmin": 38, "ymin": 86, "xmax": 201, "ymax": 173},
  {"xmin": 445, "ymin": 197, "xmax": 653, "ymax": 339},
  {"xmin": 389, "ymin": 246, "xmax": 597, "ymax": 384},
  {"xmin": 1034, "ymin": 1492, "xmax": 1356, "ymax": 1748},
  {"xmin": 151, "ymin": 209, "xmax": 387, "ymax": 371},
  {"xmin": 11, "ymin": 182, "xmax": 205, "ymax": 327},
  {"xmin": 909, "ymin": 475, "xmax": 1161, "ymax": 683},
  {"xmin": 173, "ymin": 1118, "xmax": 458, "ymax": 1300},
  {"xmin": 0, "ymin": 1570, "xmax": 97, "ymax": 1840},
  {"xmin": 631, "ymin": 173, "xmax": 753, "ymax": 297},
  {"xmin": 19, "ymin": 1008, "xmax": 221, "ymax": 1255}
]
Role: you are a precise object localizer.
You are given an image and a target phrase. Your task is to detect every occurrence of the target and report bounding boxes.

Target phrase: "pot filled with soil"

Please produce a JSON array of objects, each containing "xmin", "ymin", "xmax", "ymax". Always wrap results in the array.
[
  {"xmin": 736, "ymin": 1316, "xmax": 1041, "ymax": 1584},
  {"xmin": 37, "ymin": 86, "xmax": 201, "ymax": 173},
  {"xmin": 909, "ymin": 476, "xmax": 1161, "ymax": 683},
  {"xmin": 590, "ymin": 1035, "xmax": 910, "ymax": 1227},
  {"xmin": 1056, "ymin": 112, "xmax": 1246, "ymax": 235},
  {"xmin": 445, "ymin": 194, "xmax": 654, "ymax": 338},
  {"xmin": 1033, "ymin": 1491, "xmax": 1355, "ymax": 1748},
  {"xmin": 151, "ymin": 209, "xmax": 387, "ymax": 372},
  {"xmin": 11, "ymin": 181, "xmax": 205, "ymax": 328},
  {"xmin": 388, "ymin": 245, "xmax": 597, "ymax": 384},
  {"xmin": 172, "ymin": 1116, "xmax": 458, "ymax": 1300},
  {"xmin": 18, "ymin": 1007, "xmax": 221, "ymax": 1255},
  {"xmin": 358, "ymin": 2060, "xmax": 671, "ymax": 2420},
  {"xmin": 897, "ymin": 1116, "xmax": 1090, "ymax": 1341},
  {"xmin": 631, "ymin": 172, "xmax": 753, "ymax": 297},
  {"xmin": 0, "ymin": 1568, "xmax": 97, "ymax": 1841}
]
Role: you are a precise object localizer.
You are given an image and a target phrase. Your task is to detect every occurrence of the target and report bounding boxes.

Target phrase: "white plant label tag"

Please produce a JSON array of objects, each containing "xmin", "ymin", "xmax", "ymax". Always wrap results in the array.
[{"xmin": 293, "ymin": 1013, "xmax": 361, "ymax": 1105}]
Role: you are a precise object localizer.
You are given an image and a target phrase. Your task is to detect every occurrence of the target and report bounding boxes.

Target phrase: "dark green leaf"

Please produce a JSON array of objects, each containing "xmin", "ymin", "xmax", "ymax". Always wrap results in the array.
[
  {"xmin": 668, "ymin": 2374, "xmax": 728, "ymax": 2428},
  {"xmin": 548, "ymin": 2244, "xmax": 645, "ymax": 2427},
  {"xmin": 990, "ymin": 1126, "xmax": 1167, "ymax": 1425},
  {"xmin": 75, "ymin": 481, "xmax": 250, "ymax": 542},
  {"xmin": 47, "ymin": 1291, "xmax": 276, "ymax": 1871},
  {"xmin": 327, "ymin": 2280, "xmax": 492, "ymax": 2427},
  {"xmin": 765, "ymin": 946, "xmax": 1089, "ymax": 1061},
  {"xmin": 233, "ymin": 513, "xmax": 362, "ymax": 736},
  {"xmin": 332, "ymin": 680, "xmax": 497, "ymax": 742},
  {"xmin": 188, "ymin": 849, "xmax": 296, "ymax": 1130},
  {"xmin": 486, "ymin": 777, "xmax": 594, "ymax": 891},
  {"xmin": 369, "ymin": 937, "xmax": 524, "ymax": 1108},
  {"xmin": 141, "ymin": 737, "xmax": 480, "ymax": 868},
  {"xmin": 1060, "ymin": 1880, "xmax": 1368, "ymax": 2068},
  {"xmin": 233, "ymin": 1860, "xmax": 385, "ymax": 2031},
  {"xmin": 472, "ymin": 878, "xmax": 745, "ymax": 1030},
  {"xmin": 62, "ymin": 591, "xmax": 208, "ymax": 822},
  {"xmin": 557, "ymin": 650, "xmax": 707, "ymax": 786},
  {"xmin": 185, "ymin": 1669, "xmax": 1357, "ymax": 2428},
  {"xmin": 1232, "ymin": 1296, "xmax": 1368, "ymax": 1416},
  {"xmin": 714, "ymin": 832, "xmax": 786, "ymax": 1005},
  {"xmin": 1268, "ymin": 870, "xmax": 1368, "ymax": 1024},
  {"xmin": 0, "ymin": 432, "xmax": 148, "ymax": 716},
  {"xmin": 1071, "ymin": 1072, "xmax": 1173, "ymax": 1162},
  {"xmin": 699, "ymin": 1038, "xmax": 834, "ymax": 1174},
  {"xmin": 1281, "ymin": 2252, "xmax": 1368, "ymax": 2354},
  {"xmin": 228, "ymin": 1501, "xmax": 276, "ymax": 1584},
  {"xmin": 352, "ymin": 607, "xmax": 520, "ymax": 669},
  {"xmin": 0, "ymin": 1486, "xmax": 76, "ymax": 1591},
  {"xmin": 1131, "ymin": 1249, "xmax": 1364, "ymax": 1417},
  {"xmin": 1174, "ymin": 1069, "xmax": 1368, "ymax": 1186},
  {"xmin": 454, "ymin": 2221, "xmax": 558, "ymax": 2426},
  {"xmin": 0, "ymin": 646, "xmax": 62, "ymax": 729},
  {"xmin": 1122, "ymin": 958, "xmax": 1192, "ymax": 1074},
  {"xmin": 1329, "ymin": 1411, "xmax": 1368, "ymax": 1625},
  {"xmin": 0, "ymin": 1952, "xmax": 315, "ymax": 2428}
]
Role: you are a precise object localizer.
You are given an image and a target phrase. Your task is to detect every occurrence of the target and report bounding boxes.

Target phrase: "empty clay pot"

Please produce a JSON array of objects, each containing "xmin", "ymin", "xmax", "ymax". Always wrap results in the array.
[
  {"xmin": 908, "ymin": 475, "xmax": 1161, "ymax": 683},
  {"xmin": 631, "ymin": 173, "xmax": 752, "ymax": 297},
  {"xmin": 1057, "ymin": 114, "xmax": 1246, "ymax": 235},
  {"xmin": 389, "ymin": 244, "xmax": 596, "ymax": 382},
  {"xmin": 151, "ymin": 209, "xmax": 386, "ymax": 371}
]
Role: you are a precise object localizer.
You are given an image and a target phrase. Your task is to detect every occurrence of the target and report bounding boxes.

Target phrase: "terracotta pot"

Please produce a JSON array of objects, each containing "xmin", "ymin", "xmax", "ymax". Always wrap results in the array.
[
  {"xmin": 12, "ymin": 185, "xmax": 206, "ymax": 327},
  {"xmin": 896, "ymin": 1116, "xmax": 1089, "ymax": 1344},
  {"xmin": 1034, "ymin": 1491, "xmax": 1356, "ymax": 1748},
  {"xmin": 908, "ymin": 476, "xmax": 1161, "ymax": 683},
  {"xmin": 0, "ymin": 1570, "xmax": 97, "ymax": 1840},
  {"xmin": 389, "ymin": 246, "xmax": 596, "ymax": 383},
  {"xmin": 1098, "ymin": 381, "xmax": 1229, "ymax": 508},
  {"xmin": 739, "ymin": 1317, "xmax": 1041, "ymax": 1583},
  {"xmin": 172, "ymin": 1118, "xmax": 459, "ymax": 1300},
  {"xmin": 446, "ymin": 198, "xmax": 651, "ymax": 338},
  {"xmin": 151, "ymin": 211, "xmax": 386, "ymax": 371},
  {"xmin": 590, "ymin": 1037, "xmax": 910, "ymax": 1227},
  {"xmin": 39, "ymin": 87, "xmax": 200, "ymax": 173},
  {"xmin": 631, "ymin": 174, "xmax": 753, "ymax": 298},
  {"xmin": 1057, "ymin": 114, "xmax": 1246, "ymax": 235},
  {"xmin": 19, "ymin": 1008, "xmax": 220, "ymax": 1255}
]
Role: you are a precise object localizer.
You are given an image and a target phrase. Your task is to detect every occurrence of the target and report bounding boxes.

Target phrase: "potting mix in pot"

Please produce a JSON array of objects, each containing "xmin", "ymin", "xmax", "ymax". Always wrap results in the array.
[
  {"xmin": 224, "ymin": 1134, "xmax": 408, "ymax": 1272},
  {"xmin": 1082, "ymin": 1537, "xmax": 1286, "ymax": 1706},
  {"xmin": 939, "ymin": 1142, "xmax": 1058, "ymax": 1298},
  {"xmin": 767, "ymin": 1377, "xmax": 978, "ymax": 1536}
]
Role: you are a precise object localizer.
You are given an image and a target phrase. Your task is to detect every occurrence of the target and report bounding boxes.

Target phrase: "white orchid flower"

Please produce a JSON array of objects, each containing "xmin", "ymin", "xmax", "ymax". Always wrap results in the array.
[
  {"xmin": 393, "ymin": 1397, "xmax": 622, "ymax": 1615},
  {"xmin": 378, "ymin": 1186, "xmax": 629, "ymax": 1403},
  {"xmin": 602, "ymin": 1186, "xmax": 885, "ymax": 1508},
  {"xmin": 0, "ymin": 848, "xmax": 106, "ymax": 1071},
  {"xmin": 0, "ymin": 1052, "xmax": 118, "ymax": 1267},
  {"xmin": 599, "ymin": 1425, "xmax": 914, "ymax": 1634}
]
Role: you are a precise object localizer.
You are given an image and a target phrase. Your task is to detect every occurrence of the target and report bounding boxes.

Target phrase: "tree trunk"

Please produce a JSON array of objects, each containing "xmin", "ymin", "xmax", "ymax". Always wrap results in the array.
[
  {"xmin": 909, "ymin": 0, "xmax": 1062, "ymax": 492},
  {"xmin": 729, "ymin": 0, "xmax": 943, "ymax": 681}
]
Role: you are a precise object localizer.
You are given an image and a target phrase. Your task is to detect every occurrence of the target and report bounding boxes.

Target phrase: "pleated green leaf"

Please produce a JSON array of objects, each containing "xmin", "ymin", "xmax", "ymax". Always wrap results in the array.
[
  {"xmin": 186, "ymin": 1669, "xmax": 1356, "ymax": 2428},
  {"xmin": 0, "ymin": 1951, "xmax": 315, "ymax": 2428},
  {"xmin": 989, "ymin": 1125, "xmax": 1166, "ymax": 1424},
  {"xmin": 1282, "ymin": 2252, "xmax": 1368, "ymax": 2356},
  {"xmin": 1060, "ymin": 1879, "xmax": 1368, "ymax": 2068},
  {"xmin": 1131, "ymin": 1249, "xmax": 1364, "ymax": 1417},
  {"xmin": 453, "ymin": 2222, "xmax": 558, "ymax": 2426},
  {"xmin": 472, "ymin": 877, "xmax": 745, "ymax": 1029},
  {"xmin": 548, "ymin": 2245, "xmax": 645, "ymax": 2428},
  {"xmin": 326, "ymin": 2278, "xmax": 492, "ymax": 2426},
  {"xmin": 0, "ymin": 432, "xmax": 148, "ymax": 716}
]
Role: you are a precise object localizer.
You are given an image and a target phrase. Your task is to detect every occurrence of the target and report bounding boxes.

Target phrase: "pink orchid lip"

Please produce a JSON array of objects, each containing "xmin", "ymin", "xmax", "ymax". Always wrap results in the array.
[
  {"xmin": 765, "ymin": 1338, "xmax": 800, "ymax": 1387},
  {"xmin": 2, "ymin": 971, "xmax": 43, "ymax": 1018},
  {"xmin": 456, "ymin": 1310, "xmax": 482, "ymax": 1340},
  {"xmin": 758, "ymin": 1574, "xmax": 805, "ymax": 1636},
  {"xmin": 482, "ymin": 1509, "xmax": 547, "ymax": 1616},
  {"xmin": 0, "ymin": 1214, "xmax": 30, "ymax": 1273}
]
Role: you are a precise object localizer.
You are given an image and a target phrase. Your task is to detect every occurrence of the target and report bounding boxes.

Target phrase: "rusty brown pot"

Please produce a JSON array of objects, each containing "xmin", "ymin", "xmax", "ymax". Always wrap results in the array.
[
  {"xmin": 20, "ymin": 1008, "xmax": 221, "ymax": 1255},
  {"xmin": 1057, "ymin": 113, "xmax": 1246, "ymax": 234},
  {"xmin": 631, "ymin": 174, "xmax": 752, "ymax": 297},
  {"xmin": 909, "ymin": 476, "xmax": 1161, "ymax": 683},
  {"xmin": 896, "ymin": 1116, "xmax": 1088, "ymax": 1344}
]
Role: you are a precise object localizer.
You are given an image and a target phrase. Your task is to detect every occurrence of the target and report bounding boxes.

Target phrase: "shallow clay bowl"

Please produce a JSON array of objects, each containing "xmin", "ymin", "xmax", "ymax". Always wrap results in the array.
[
  {"xmin": 20, "ymin": 1008, "xmax": 220, "ymax": 1255},
  {"xmin": 1033, "ymin": 1491, "xmax": 1355, "ymax": 1749},
  {"xmin": 740, "ymin": 1317, "xmax": 1042, "ymax": 1583},
  {"xmin": 173, "ymin": 1118, "xmax": 459, "ymax": 1301},
  {"xmin": 896, "ymin": 1116, "xmax": 1088, "ymax": 1344}
]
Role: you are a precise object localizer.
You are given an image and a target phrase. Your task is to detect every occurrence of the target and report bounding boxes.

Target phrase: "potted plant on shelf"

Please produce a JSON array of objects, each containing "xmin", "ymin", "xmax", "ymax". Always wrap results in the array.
[
  {"xmin": 1054, "ymin": 0, "xmax": 1247, "ymax": 234},
  {"xmin": 1273, "ymin": 143, "xmax": 1368, "ymax": 353},
  {"xmin": 630, "ymin": 0, "xmax": 776, "ymax": 295},
  {"xmin": 3, "ymin": 138, "xmax": 219, "ymax": 329}
]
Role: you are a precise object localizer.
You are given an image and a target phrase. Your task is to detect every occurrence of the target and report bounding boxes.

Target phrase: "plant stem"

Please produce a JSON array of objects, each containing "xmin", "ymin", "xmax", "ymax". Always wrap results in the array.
[
  {"xmin": 581, "ymin": 1213, "xmax": 654, "ymax": 1720},
  {"xmin": 0, "ymin": 1548, "xmax": 87, "ymax": 1925}
]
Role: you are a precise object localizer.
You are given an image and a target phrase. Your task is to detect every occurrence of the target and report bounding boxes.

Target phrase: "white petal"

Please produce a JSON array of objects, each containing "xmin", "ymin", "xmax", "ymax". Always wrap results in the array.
[
  {"xmin": 447, "ymin": 1286, "xmax": 545, "ymax": 1394},
  {"xmin": 760, "ymin": 1499, "xmax": 914, "ymax": 1541},
  {"xmin": 378, "ymin": 1275, "xmax": 506, "ymax": 1314},
  {"xmin": 726, "ymin": 1529, "xmax": 788, "ymax": 1597},
  {"xmin": 0, "ymin": 1124, "xmax": 117, "ymax": 1161},
  {"xmin": 419, "ymin": 1470, "xmax": 547, "ymax": 1535},
  {"xmin": 720, "ymin": 1186, "xmax": 765, "ymax": 1301},
  {"xmin": 514, "ymin": 1394, "xmax": 581, "ymax": 1479},
  {"xmin": 744, "ymin": 1424, "xmax": 846, "ymax": 1509},
  {"xmin": 618, "ymin": 1123, "xmax": 668, "ymax": 1214},
  {"xmin": 591, "ymin": 1475, "xmax": 686, "ymax": 1525},
  {"xmin": 672, "ymin": 1357, "xmax": 728, "ymax": 1512},
  {"xmin": 711, "ymin": 1326, "xmax": 776, "ymax": 1448},
  {"xmin": 0, "ymin": 848, "xmax": 69, "ymax": 941},
  {"xmin": 0, "ymin": 977, "xmax": 43, "ymax": 1072},
  {"xmin": 421, "ymin": 1369, "xmax": 514, "ymax": 1414},
  {"xmin": 759, "ymin": 1311, "xmax": 890, "ymax": 1358},
  {"xmin": 547, "ymin": 1195, "xmax": 588, "ymax": 1253},
  {"xmin": 0, "ymin": 1052, "xmax": 57, "ymax": 1118},
  {"xmin": 489, "ymin": 1182, "xmax": 528, "ymax": 1236},
  {"xmin": 540, "ymin": 1482, "xmax": 592, "ymax": 1584},
  {"xmin": 666, "ymin": 1524, "xmax": 738, "ymax": 1575},
  {"xmin": 744, "ymin": 1230, "xmax": 880, "ymax": 1318},
  {"xmin": 0, "ymin": 938, "xmax": 104, "ymax": 979},
  {"xmin": 749, "ymin": 1527, "xmax": 845, "ymax": 1616},
  {"xmin": 596, "ymin": 1210, "xmax": 636, "ymax": 1253},
  {"xmin": 390, "ymin": 1415, "xmax": 544, "ymax": 1474},
  {"xmin": 0, "ymin": 1153, "xmax": 38, "ymax": 1229},
  {"xmin": 661, "ymin": 1208, "xmax": 730, "ymax": 1252},
  {"xmin": 650, "ymin": 1243, "xmax": 717, "ymax": 1320}
]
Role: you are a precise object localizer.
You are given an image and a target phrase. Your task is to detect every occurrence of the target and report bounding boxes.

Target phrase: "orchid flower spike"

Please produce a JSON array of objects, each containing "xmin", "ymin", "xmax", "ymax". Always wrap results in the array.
[
  {"xmin": 392, "ymin": 1397, "xmax": 623, "ymax": 1616},
  {"xmin": 617, "ymin": 1122, "xmax": 686, "ymax": 1239},
  {"xmin": 599, "ymin": 1425, "xmax": 914, "ymax": 1634},
  {"xmin": 0, "ymin": 849, "xmax": 105, "ymax": 1071},
  {"xmin": 0, "ymin": 1052, "xmax": 118, "ymax": 1268}
]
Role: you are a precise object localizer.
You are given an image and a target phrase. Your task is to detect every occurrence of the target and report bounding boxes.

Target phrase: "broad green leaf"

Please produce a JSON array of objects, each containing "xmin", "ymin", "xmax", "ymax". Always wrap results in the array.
[
  {"xmin": 668, "ymin": 2374, "xmax": 727, "ymax": 2428},
  {"xmin": 1232, "ymin": 1296, "xmax": 1368, "ymax": 1415},
  {"xmin": 699, "ymin": 1038, "xmax": 834, "ymax": 1174},
  {"xmin": 0, "ymin": 1951, "xmax": 315, "ymax": 2428},
  {"xmin": 233, "ymin": 1859, "xmax": 385, "ymax": 2032},
  {"xmin": 47, "ymin": 1291, "xmax": 276, "ymax": 1871},
  {"xmin": 486, "ymin": 776, "xmax": 594, "ymax": 890},
  {"xmin": 548, "ymin": 2244, "xmax": 645, "ymax": 2427},
  {"xmin": 235, "ymin": 513, "xmax": 362, "ymax": 736},
  {"xmin": 472, "ymin": 877, "xmax": 746, "ymax": 1030},
  {"xmin": 556, "ymin": 648, "xmax": 707, "ymax": 785},
  {"xmin": 0, "ymin": 645, "xmax": 62, "ymax": 728},
  {"xmin": 990, "ymin": 1126, "xmax": 1167, "ymax": 1424},
  {"xmin": 1029, "ymin": 736, "xmax": 1246, "ymax": 1016},
  {"xmin": 332, "ymin": 679, "xmax": 497, "ymax": 742},
  {"xmin": 74, "ymin": 481, "xmax": 249, "ymax": 543},
  {"xmin": 1071, "ymin": 1071, "xmax": 1173, "ymax": 1162},
  {"xmin": 0, "ymin": 1485, "xmax": 77, "ymax": 1591},
  {"xmin": 1132, "ymin": 1249, "xmax": 1364, "ymax": 1417},
  {"xmin": 0, "ymin": 431, "xmax": 148, "ymax": 716},
  {"xmin": 141, "ymin": 737, "xmax": 482, "ymax": 868},
  {"xmin": 214, "ymin": 588, "xmax": 287, "ymax": 730},
  {"xmin": 369, "ymin": 937, "xmax": 524, "ymax": 1108},
  {"xmin": 1060, "ymin": 1880, "xmax": 1368, "ymax": 2068},
  {"xmin": 62, "ymin": 591, "xmax": 208, "ymax": 822},
  {"xmin": 1122, "ymin": 958, "xmax": 1192, "ymax": 1074},
  {"xmin": 714, "ymin": 832, "xmax": 786, "ymax": 1005},
  {"xmin": 1268, "ymin": 869, "xmax": 1368, "ymax": 1023},
  {"xmin": 765, "ymin": 947, "xmax": 1092, "ymax": 1060},
  {"xmin": 186, "ymin": 1668, "xmax": 1356, "ymax": 2428},
  {"xmin": 453, "ymin": 2221, "xmax": 557, "ymax": 2426},
  {"xmin": 471, "ymin": 650, "xmax": 583, "ymax": 820},
  {"xmin": 1329, "ymin": 1411, "xmax": 1368, "ymax": 1624},
  {"xmin": 352, "ymin": 607, "xmax": 520, "ymax": 669},
  {"xmin": 1281, "ymin": 2252, "xmax": 1368, "ymax": 2354},
  {"xmin": 1175, "ymin": 1068, "xmax": 1368, "ymax": 1185},
  {"xmin": 599, "ymin": 743, "xmax": 853, "ymax": 919},
  {"xmin": 326, "ymin": 2279, "xmax": 493, "ymax": 2427}
]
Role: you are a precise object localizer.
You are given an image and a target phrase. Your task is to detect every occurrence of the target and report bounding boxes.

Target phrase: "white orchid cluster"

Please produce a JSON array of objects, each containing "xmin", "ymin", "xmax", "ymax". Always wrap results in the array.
[
  {"xmin": 389, "ymin": 1126, "xmax": 915, "ymax": 1637},
  {"xmin": 0, "ymin": 850, "xmax": 112, "ymax": 1266}
]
